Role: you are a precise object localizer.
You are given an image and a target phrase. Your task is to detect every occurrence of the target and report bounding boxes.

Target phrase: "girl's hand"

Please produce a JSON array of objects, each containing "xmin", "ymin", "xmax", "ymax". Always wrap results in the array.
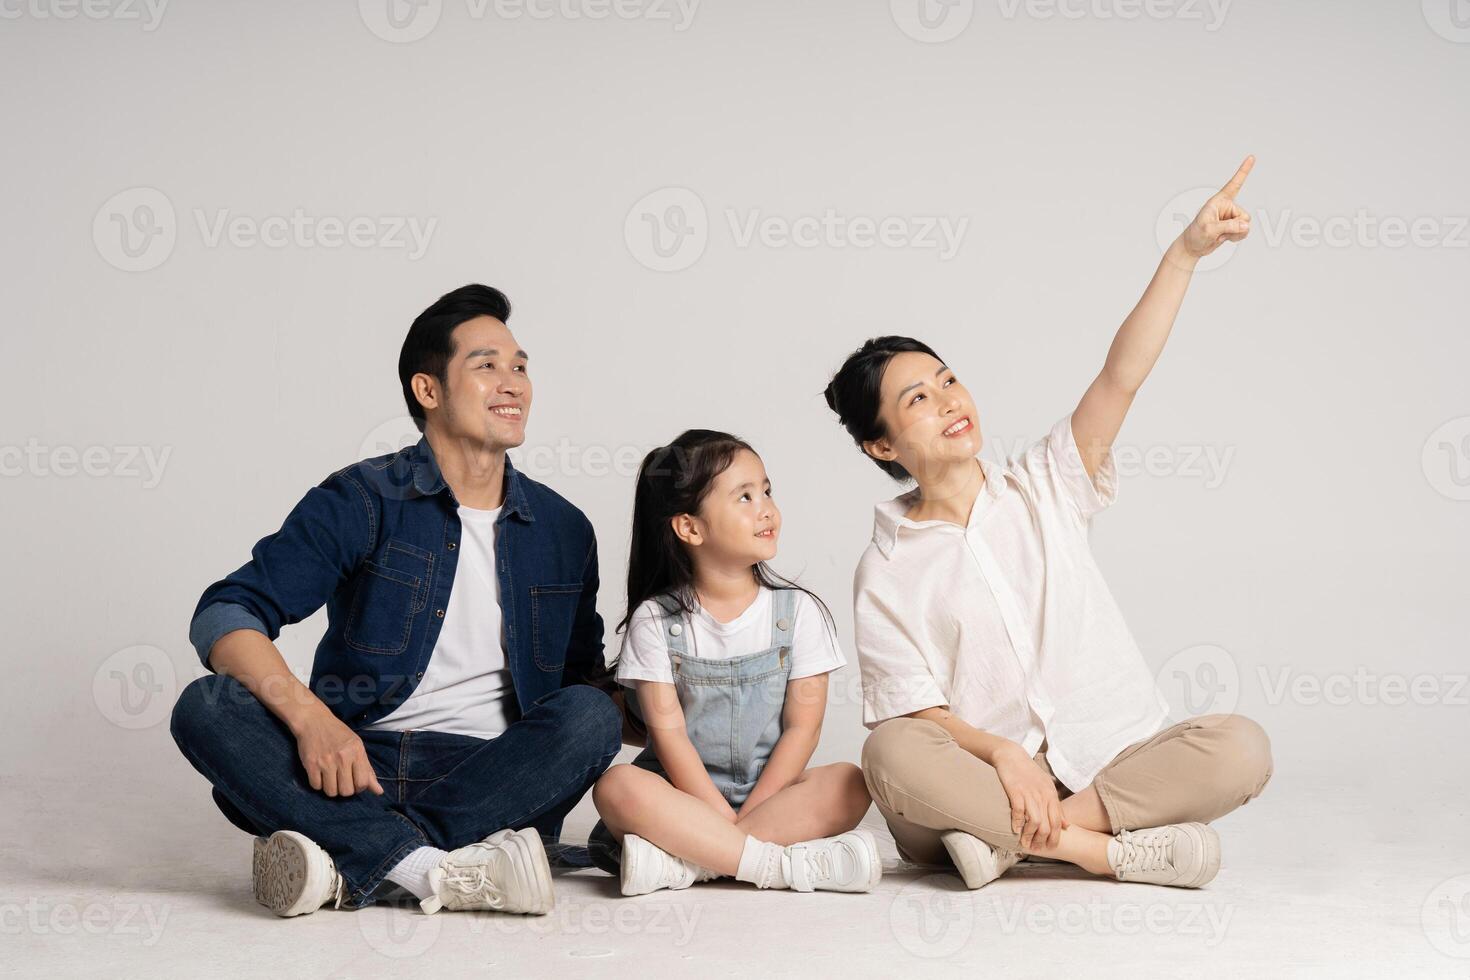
[
  {"xmin": 1179, "ymin": 155, "xmax": 1255, "ymax": 258},
  {"xmin": 991, "ymin": 742, "xmax": 1068, "ymax": 851}
]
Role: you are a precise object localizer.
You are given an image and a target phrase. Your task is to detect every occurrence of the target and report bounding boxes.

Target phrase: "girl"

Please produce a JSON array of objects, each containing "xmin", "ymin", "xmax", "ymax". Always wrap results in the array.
[
  {"xmin": 589, "ymin": 429, "xmax": 879, "ymax": 896},
  {"xmin": 823, "ymin": 157, "xmax": 1272, "ymax": 891}
]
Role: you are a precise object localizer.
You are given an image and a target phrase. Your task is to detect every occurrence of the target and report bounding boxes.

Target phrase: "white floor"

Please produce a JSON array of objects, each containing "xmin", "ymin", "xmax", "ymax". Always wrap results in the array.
[{"xmin": 8, "ymin": 756, "xmax": 1468, "ymax": 979}]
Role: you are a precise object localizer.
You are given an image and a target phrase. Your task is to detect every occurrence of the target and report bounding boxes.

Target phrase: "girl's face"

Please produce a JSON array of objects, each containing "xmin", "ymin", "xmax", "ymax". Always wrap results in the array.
[
  {"xmin": 865, "ymin": 351, "xmax": 983, "ymax": 481},
  {"xmin": 674, "ymin": 449, "xmax": 781, "ymax": 566}
]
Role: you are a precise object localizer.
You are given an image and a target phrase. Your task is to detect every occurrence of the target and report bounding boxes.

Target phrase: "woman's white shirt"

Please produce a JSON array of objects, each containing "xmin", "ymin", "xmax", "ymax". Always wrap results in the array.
[{"xmin": 852, "ymin": 413, "xmax": 1169, "ymax": 792}]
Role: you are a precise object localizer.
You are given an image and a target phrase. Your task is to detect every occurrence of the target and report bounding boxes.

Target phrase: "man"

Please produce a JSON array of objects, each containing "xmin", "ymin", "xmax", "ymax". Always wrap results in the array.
[{"xmin": 171, "ymin": 284, "xmax": 621, "ymax": 917}]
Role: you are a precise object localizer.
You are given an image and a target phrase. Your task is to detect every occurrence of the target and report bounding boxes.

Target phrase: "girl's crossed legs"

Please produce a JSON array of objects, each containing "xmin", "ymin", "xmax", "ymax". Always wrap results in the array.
[{"xmin": 594, "ymin": 762, "xmax": 872, "ymax": 877}]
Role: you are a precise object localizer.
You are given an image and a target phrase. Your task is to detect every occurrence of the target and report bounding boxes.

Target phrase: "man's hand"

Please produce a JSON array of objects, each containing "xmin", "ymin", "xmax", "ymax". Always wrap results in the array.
[
  {"xmin": 991, "ymin": 741, "xmax": 1068, "ymax": 851},
  {"xmin": 1179, "ymin": 155, "xmax": 1255, "ymax": 258},
  {"xmin": 292, "ymin": 705, "xmax": 385, "ymax": 798}
]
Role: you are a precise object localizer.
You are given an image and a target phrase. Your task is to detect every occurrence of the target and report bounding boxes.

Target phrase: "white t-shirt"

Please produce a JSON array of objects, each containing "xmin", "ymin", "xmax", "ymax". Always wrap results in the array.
[
  {"xmin": 616, "ymin": 585, "xmax": 846, "ymax": 686},
  {"xmin": 852, "ymin": 414, "xmax": 1169, "ymax": 792},
  {"xmin": 368, "ymin": 504, "xmax": 515, "ymax": 739}
]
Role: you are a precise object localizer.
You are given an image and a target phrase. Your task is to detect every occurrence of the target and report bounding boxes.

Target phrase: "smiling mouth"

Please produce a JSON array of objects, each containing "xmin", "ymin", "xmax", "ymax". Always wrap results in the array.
[
  {"xmin": 489, "ymin": 405, "xmax": 523, "ymax": 419},
  {"xmin": 942, "ymin": 417, "xmax": 972, "ymax": 437},
  {"xmin": 755, "ymin": 529, "xmax": 776, "ymax": 539}
]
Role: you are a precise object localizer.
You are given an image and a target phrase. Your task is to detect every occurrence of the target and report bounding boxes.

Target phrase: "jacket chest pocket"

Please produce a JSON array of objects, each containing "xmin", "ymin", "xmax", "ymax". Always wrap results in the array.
[
  {"xmin": 530, "ymin": 583, "xmax": 582, "ymax": 672},
  {"xmin": 345, "ymin": 540, "xmax": 432, "ymax": 655}
]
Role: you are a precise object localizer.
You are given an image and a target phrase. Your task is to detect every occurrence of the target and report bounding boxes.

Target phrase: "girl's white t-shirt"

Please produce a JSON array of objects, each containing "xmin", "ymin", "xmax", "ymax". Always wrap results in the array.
[{"xmin": 616, "ymin": 585, "xmax": 846, "ymax": 686}]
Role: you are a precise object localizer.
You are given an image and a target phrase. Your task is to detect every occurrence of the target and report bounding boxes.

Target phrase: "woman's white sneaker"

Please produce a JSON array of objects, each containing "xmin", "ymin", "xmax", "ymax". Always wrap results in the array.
[
  {"xmin": 781, "ymin": 829, "xmax": 882, "ymax": 893},
  {"xmin": 1107, "ymin": 822, "xmax": 1221, "ymax": 888},
  {"xmin": 940, "ymin": 831, "xmax": 1021, "ymax": 889},
  {"xmin": 252, "ymin": 831, "xmax": 344, "ymax": 917},
  {"xmin": 421, "ymin": 828, "xmax": 556, "ymax": 914},
  {"xmin": 620, "ymin": 834, "xmax": 707, "ymax": 896}
]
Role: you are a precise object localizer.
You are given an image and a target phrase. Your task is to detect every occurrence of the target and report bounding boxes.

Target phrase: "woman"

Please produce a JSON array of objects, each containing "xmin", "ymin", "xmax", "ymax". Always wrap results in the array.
[{"xmin": 822, "ymin": 157, "xmax": 1272, "ymax": 890}]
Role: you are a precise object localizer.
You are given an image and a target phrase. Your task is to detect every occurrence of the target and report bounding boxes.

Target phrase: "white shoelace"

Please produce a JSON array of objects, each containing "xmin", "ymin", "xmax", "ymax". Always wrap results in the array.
[
  {"xmin": 1113, "ymin": 830, "xmax": 1173, "ymax": 876},
  {"xmin": 438, "ymin": 863, "xmax": 508, "ymax": 910}
]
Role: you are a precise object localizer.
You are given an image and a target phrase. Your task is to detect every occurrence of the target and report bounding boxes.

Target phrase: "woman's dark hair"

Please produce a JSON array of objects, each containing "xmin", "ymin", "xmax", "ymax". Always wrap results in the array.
[
  {"xmin": 616, "ymin": 428, "xmax": 836, "ymax": 641},
  {"xmin": 822, "ymin": 335, "xmax": 943, "ymax": 482},
  {"xmin": 398, "ymin": 284, "xmax": 512, "ymax": 433}
]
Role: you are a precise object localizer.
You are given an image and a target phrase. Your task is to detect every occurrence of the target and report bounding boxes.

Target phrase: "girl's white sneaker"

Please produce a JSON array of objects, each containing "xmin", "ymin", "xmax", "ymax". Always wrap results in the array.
[
  {"xmin": 1107, "ymin": 822, "xmax": 1221, "ymax": 888},
  {"xmin": 421, "ymin": 828, "xmax": 556, "ymax": 914},
  {"xmin": 252, "ymin": 831, "xmax": 344, "ymax": 917},
  {"xmin": 782, "ymin": 829, "xmax": 882, "ymax": 893},
  {"xmin": 619, "ymin": 834, "xmax": 703, "ymax": 896},
  {"xmin": 939, "ymin": 830, "xmax": 1021, "ymax": 889}
]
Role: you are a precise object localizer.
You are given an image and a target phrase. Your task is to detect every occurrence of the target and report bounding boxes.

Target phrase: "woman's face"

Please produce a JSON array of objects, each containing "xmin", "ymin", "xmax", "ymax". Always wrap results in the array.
[{"xmin": 865, "ymin": 351, "xmax": 983, "ymax": 481}]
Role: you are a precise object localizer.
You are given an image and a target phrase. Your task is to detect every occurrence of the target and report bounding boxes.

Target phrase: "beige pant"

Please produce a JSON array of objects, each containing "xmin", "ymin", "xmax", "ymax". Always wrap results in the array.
[{"xmin": 861, "ymin": 713, "xmax": 1273, "ymax": 863}]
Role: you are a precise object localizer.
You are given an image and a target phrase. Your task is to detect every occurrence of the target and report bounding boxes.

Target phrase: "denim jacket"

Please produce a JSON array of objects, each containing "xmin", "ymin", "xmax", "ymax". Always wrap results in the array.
[{"xmin": 188, "ymin": 438, "xmax": 608, "ymax": 728}]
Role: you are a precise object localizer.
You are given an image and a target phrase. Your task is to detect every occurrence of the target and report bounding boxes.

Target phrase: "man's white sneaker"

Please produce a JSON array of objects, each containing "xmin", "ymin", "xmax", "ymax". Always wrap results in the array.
[
  {"xmin": 940, "ymin": 831, "xmax": 1021, "ymax": 889},
  {"xmin": 620, "ymin": 834, "xmax": 707, "ymax": 896},
  {"xmin": 252, "ymin": 831, "xmax": 344, "ymax": 917},
  {"xmin": 782, "ymin": 830, "xmax": 882, "ymax": 893},
  {"xmin": 421, "ymin": 828, "xmax": 555, "ymax": 915},
  {"xmin": 1107, "ymin": 822, "xmax": 1221, "ymax": 889}
]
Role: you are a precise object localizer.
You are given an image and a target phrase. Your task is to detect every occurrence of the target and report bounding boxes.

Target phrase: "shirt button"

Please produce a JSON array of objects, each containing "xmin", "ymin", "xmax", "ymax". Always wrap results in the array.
[
  {"xmin": 435, "ymin": 609, "xmax": 445, "ymax": 618},
  {"xmin": 669, "ymin": 623, "xmax": 683, "ymax": 636},
  {"xmin": 447, "ymin": 542, "xmax": 457, "ymax": 551},
  {"xmin": 776, "ymin": 618, "xmax": 790, "ymax": 632}
]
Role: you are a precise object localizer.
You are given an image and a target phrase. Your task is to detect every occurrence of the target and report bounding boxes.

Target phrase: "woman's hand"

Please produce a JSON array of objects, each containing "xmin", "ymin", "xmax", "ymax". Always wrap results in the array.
[
  {"xmin": 991, "ymin": 741, "xmax": 1067, "ymax": 851},
  {"xmin": 1179, "ymin": 155, "xmax": 1255, "ymax": 258}
]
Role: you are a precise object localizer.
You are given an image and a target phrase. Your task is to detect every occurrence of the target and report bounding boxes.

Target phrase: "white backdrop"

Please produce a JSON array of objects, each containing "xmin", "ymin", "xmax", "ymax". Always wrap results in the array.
[{"xmin": 3, "ymin": 0, "xmax": 1468, "ymax": 972}]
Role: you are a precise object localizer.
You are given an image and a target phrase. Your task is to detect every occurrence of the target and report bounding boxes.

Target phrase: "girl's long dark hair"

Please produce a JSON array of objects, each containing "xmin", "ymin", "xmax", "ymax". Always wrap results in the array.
[{"xmin": 615, "ymin": 429, "xmax": 836, "ymax": 642}]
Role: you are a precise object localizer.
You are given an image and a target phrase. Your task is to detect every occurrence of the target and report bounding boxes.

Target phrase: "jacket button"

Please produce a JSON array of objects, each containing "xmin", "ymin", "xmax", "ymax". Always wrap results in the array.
[
  {"xmin": 435, "ymin": 609, "xmax": 445, "ymax": 618},
  {"xmin": 669, "ymin": 623, "xmax": 683, "ymax": 636},
  {"xmin": 447, "ymin": 542, "xmax": 457, "ymax": 551},
  {"xmin": 777, "ymin": 618, "xmax": 791, "ymax": 632}
]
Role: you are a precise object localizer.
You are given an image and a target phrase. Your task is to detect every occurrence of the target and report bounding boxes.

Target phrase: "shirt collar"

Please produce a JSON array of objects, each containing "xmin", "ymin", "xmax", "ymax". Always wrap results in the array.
[
  {"xmin": 407, "ymin": 437, "xmax": 535, "ymax": 522},
  {"xmin": 870, "ymin": 455, "xmax": 1007, "ymax": 559}
]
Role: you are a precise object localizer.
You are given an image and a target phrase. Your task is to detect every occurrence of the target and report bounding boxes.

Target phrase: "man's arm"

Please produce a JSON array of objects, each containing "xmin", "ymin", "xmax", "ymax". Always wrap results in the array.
[
  {"xmin": 1072, "ymin": 155, "xmax": 1255, "ymax": 481},
  {"xmin": 209, "ymin": 629, "xmax": 383, "ymax": 797},
  {"xmin": 189, "ymin": 470, "xmax": 382, "ymax": 797}
]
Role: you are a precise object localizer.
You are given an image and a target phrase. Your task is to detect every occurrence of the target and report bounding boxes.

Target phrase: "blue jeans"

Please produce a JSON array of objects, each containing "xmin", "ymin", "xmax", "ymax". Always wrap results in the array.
[{"xmin": 170, "ymin": 674, "xmax": 621, "ymax": 909}]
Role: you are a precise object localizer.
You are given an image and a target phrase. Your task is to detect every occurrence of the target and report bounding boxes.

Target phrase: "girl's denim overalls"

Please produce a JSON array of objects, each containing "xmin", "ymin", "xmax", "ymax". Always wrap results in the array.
[{"xmin": 587, "ymin": 588, "xmax": 797, "ymax": 873}]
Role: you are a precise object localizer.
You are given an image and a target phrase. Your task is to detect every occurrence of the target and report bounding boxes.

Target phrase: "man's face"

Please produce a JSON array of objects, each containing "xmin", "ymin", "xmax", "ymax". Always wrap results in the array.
[{"xmin": 427, "ymin": 315, "xmax": 532, "ymax": 451}]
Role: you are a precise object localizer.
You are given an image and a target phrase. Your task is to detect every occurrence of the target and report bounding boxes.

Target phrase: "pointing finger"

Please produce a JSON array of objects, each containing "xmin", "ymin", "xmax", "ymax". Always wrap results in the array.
[{"xmin": 1221, "ymin": 154, "xmax": 1255, "ymax": 198}]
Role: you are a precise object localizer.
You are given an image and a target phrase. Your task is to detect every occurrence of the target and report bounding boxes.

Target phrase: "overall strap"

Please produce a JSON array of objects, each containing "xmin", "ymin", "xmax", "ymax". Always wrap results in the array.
[
  {"xmin": 651, "ymin": 593, "xmax": 692, "ymax": 659},
  {"xmin": 769, "ymin": 587, "xmax": 797, "ymax": 648}
]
